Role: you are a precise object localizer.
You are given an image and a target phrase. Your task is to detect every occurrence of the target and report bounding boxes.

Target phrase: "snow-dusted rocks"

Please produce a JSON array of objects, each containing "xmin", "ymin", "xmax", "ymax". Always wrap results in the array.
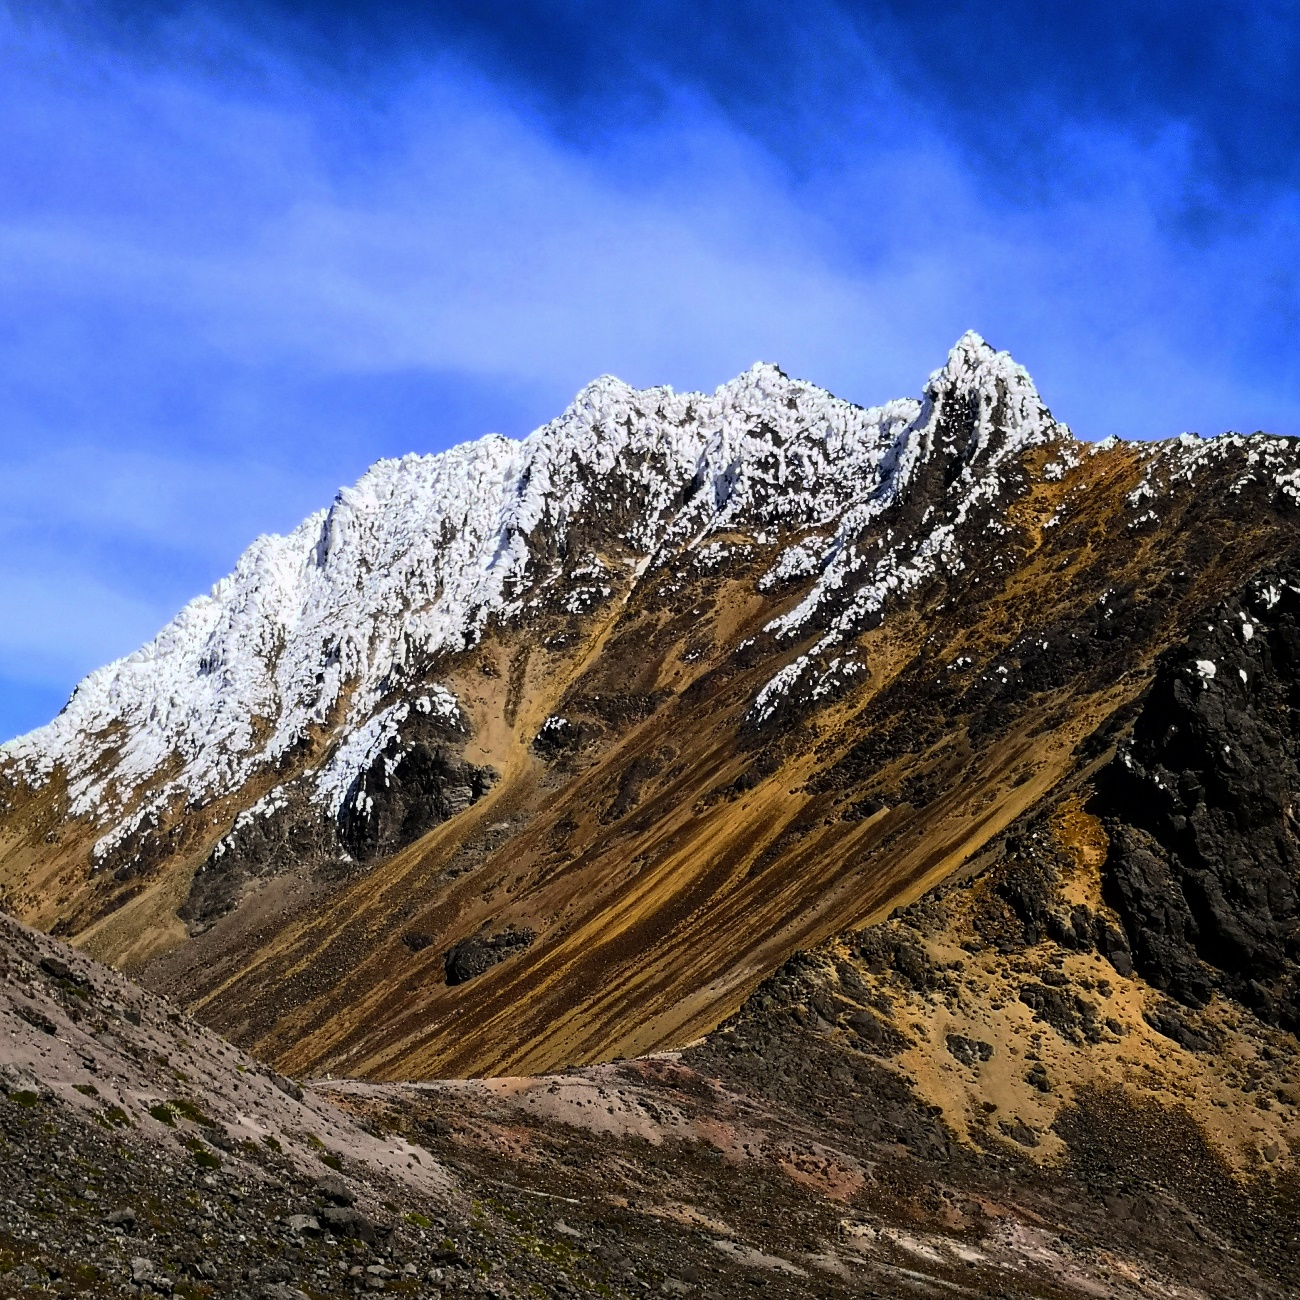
[{"xmin": 744, "ymin": 334, "xmax": 1068, "ymax": 723}]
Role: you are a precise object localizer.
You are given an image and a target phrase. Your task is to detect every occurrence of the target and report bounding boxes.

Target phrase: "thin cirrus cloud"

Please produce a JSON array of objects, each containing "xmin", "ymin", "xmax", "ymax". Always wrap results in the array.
[{"xmin": 1, "ymin": 1, "xmax": 1298, "ymax": 741}]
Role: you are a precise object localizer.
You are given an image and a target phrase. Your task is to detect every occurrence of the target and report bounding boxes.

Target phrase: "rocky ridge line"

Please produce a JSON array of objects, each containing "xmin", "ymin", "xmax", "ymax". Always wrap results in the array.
[{"xmin": 0, "ymin": 333, "xmax": 1059, "ymax": 871}]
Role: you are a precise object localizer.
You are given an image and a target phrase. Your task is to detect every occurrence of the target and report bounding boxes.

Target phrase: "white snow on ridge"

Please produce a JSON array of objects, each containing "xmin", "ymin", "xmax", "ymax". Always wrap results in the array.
[
  {"xmin": 758, "ymin": 537, "xmax": 830, "ymax": 589},
  {"xmin": 1126, "ymin": 430, "xmax": 1300, "ymax": 510},
  {"xmin": 1, "ymin": 332, "xmax": 1060, "ymax": 834},
  {"xmin": 312, "ymin": 701, "xmax": 413, "ymax": 817},
  {"xmin": 744, "ymin": 332, "xmax": 1068, "ymax": 720},
  {"xmin": 765, "ymin": 331, "xmax": 1061, "ymax": 640}
]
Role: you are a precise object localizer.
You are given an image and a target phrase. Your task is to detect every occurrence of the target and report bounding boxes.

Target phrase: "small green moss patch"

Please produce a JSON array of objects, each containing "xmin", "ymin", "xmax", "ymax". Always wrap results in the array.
[
  {"xmin": 169, "ymin": 1098, "xmax": 215, "ymax": 1127},
  {"xmin": 185, "ymin": 1137, "xmax": 221, "ymax": 1169}
]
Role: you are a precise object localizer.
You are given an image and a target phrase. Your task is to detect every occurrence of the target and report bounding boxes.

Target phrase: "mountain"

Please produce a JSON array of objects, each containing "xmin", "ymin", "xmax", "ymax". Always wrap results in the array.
[
  {"xmin": 4, "ymin": 331, "xmax": 1085, "ymax": 1076},
  {"xmin": 0, "ymin": 336, "xmax": 1296, "ymax": 1051},
  {"xmin": 4, "ymin": 331, "xmax": 1300, "ymax": 1295}
]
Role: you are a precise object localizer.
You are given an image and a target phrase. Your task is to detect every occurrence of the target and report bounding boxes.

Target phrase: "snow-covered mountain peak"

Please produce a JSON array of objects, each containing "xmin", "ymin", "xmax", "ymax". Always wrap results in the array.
[
  {"xmin": 1, "ymin": 337, "xmax": 1070, "ymax": 861},
  {"xmin": 927, "ymin": 330, "xmax": 1061, "ymax": 448}
]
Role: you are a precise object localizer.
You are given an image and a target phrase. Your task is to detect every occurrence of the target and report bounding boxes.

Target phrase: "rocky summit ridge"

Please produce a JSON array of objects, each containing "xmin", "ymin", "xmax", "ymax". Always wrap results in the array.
[
  {"xmin": 1, "ymin": 332, "xmax": 1056, "ymax": 859},
  {"xmin": 4, "ymin": 333, "xmax": 1300, "ymax": 1296}
]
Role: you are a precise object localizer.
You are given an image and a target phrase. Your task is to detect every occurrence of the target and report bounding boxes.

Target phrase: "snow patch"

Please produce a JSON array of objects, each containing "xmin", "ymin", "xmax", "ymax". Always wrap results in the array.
[
  {"xmin": 314, "ymin": 701, "xmax": 411, "ymax": 816},
  {"xmin": 758, "ymin": 537, "xmax": 830, "ymax": 590}
]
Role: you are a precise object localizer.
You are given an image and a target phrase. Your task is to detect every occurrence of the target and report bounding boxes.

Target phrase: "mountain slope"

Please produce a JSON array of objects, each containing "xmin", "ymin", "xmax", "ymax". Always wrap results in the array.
[
  {"xmin": 4, "ymin": 334, "xmax": 1300, "ymax": 1091},
  {"xmin": 4, "ymin": 892, "xmax": 1297, "ymax": 1299}
]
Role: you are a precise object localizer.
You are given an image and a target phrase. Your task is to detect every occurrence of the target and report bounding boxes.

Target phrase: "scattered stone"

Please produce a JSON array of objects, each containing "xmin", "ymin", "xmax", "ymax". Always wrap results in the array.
[
  {"xmin": 14, "ymin": 1002, "xmax": 57, "ymax": 1035},
  {"xmin": 321, "ymin": 1204, "xmax": 377, "ymax": 1243},
  {"xmin": 1001, "ymin": 1118, "xmax": 1040, "ymax": 1147},
  {"xmin": 443, "ymin": 926, "xmax": 535, "ymax": 985},
  {"xmin": 261, "ymin": 1285, "xmax": 311, "ymax": 1300},
  {"xmin": 1026, "ymin": 1062, "xmax": 1052, "ymax": 1093},
  {"xmin": 945, "ymin": 1033, "xmax": 994, "ymax": 1067},
  {"xmin": 38, "ymin": 955, "xmax": 80, "ymax": 983},
  {"xmin": 316, "ymin": 1174, "xmax": 355, "ymax": 1205},
  {"xmin": 1145, "ymin": 1003, "xmax": 1217, "ymax": 1053},
  {"xmin": 268, "ymin": 1071, "xmax": 305, "ymax": 1102}
]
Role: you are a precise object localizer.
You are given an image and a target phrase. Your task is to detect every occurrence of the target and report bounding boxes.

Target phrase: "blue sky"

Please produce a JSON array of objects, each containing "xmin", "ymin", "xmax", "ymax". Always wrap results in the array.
[{"xmin": 2, "ymin": 0, "xmax": 1299, "ymax": 741}]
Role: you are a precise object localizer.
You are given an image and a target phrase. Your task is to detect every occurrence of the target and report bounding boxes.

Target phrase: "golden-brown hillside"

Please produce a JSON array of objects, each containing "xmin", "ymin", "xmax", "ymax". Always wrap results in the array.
[{"xmin": 3, "ymin": 334, "xmax": 1300, "ymax": 1108}]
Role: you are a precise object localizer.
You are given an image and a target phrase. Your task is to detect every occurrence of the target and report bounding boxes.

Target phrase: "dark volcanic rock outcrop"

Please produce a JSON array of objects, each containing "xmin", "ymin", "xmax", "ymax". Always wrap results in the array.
[
  {"xmin": 443, "ymin": 925, "xmax": 534, "ymax": 985},
  {"xmin": 1093, "ymin": 560, "xmax": 1300, "ymax": 1030},
  {"xmin": 337, "ymin": 715, "xmax": 496, "ymax": 864},
  {"xmin": 178, "ymin": 800, "xmax": 339, "ymax": 934},
  {"xmin": 180, "ymin": 708, "xmax": 495, "ymax": 934}
]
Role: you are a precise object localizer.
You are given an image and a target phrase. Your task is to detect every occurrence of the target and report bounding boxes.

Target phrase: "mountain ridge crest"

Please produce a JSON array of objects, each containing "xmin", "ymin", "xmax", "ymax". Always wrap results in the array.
[{"xmin": 0, "ymin": 332, "xmax": 1061, "ymax": 849}]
